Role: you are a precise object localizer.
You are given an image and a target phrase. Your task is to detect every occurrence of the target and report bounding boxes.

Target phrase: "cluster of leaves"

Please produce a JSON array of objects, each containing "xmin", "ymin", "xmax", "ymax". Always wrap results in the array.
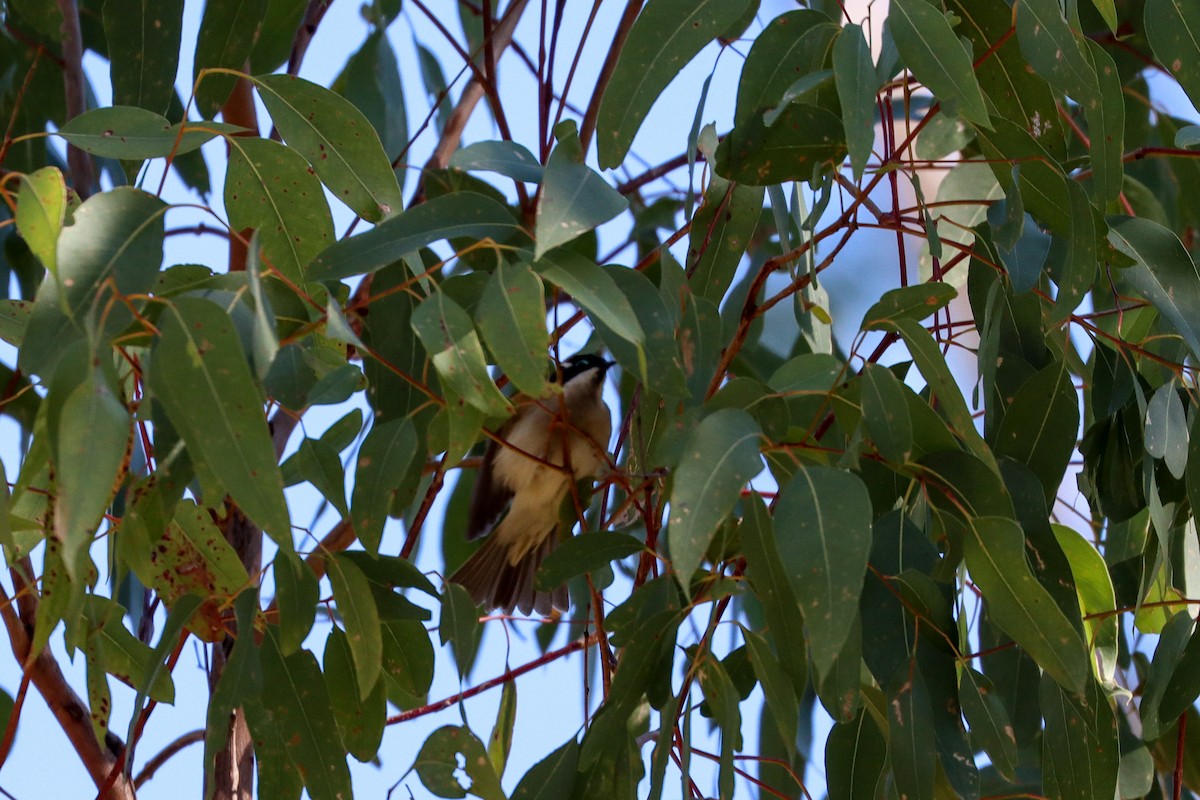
[{"xmin": 3, "ymin": 0, "xmax": 1200, "ymax": 798}]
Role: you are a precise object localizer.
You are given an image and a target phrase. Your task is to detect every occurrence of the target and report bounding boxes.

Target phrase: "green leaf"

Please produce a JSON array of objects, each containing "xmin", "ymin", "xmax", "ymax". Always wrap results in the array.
[
  {"xmin": 824, "ymin": 708, "xmax": 887, "ymax": 800},
  {"xmin": 888, "ymin": 0, "xmax": 990, "ymax": 127},
  {"xmin": 741, "ymin": 495, "xmax": 808, "ymax": 697},
  {"xmin": 250, "ymin": 627, "xmax": 353, "ymax": 800},
  {"xmin": 993, "ymin": 360, "xmax": 1079, "ymax": 504},
  {"xmin": 487, "ymin": 679, "xmax": 517, "ymax": 778},
  {"xmin": 323, "ymin": 626, "xmax": 386, "ymax": 762},
  {"xmin": 536, "ymin": 532, "xmax": 644, "ymax": 591},
  {"xmin": 16, "ymin": 167, "xmax": 66, "ymax": 274},
  {"xmin": 686, "ymin": 178, "xmax": 763, "ymax": 303},
  {"xmin": 273, "ymin": 549, "xmax": 318, "ymax": 655},
  {"xmin": 350, "ymin": 418, "xmax": 418, "ymax": 555},
  {"xmin": 1041, "ymin": 672, "xmax": 1119, "ymax": 800},
  {"xmin": 511, "ymin": 737, "xmax": 580, "ymax": 800},
  {"xmin": 414, "ymin": 726, "xmax": 505, "ymax": 800},
  {"xmin": 308, "ymin": 192, "xmax": 518, "ymax": 281},
  {"xmin": 596, "ymin": 0, "xmax": 752, "ymax": 169},
  {"xmin": 1050, "ymin": 524, "xmax": 1118, "ymax": 688},
  {"xmin": 1145, "ymin": 0, "xmax": 1200, "ymax": 113},
  {"xmin": 834, "ymin": 24, "xmax": 877, "ymax": 179},
  {"xmin": 450, "ymin": 140, "xmax": 544, "ymax": 183},
  {"xmin": 536, "ymin": 122, "xmax": 628, "ymax": 259},
  {"xmin": 734, "ymin": 10, "xmax": 837, "ymax": 127},
  {"xmin": 143, "ymin": 500, "xmax": 251, "ymax": 639},
  {"xmin": 741, "ymin": 626, "xmax": 798, "ymax": 761},
  {"xmin": 150, "ymin": 296, "xmax": 292, "ymax": 546},
  {"xmin": 55, "ymin": 371, "xmax": 129, "ymax": 580},
  {"xmin": 859, "ymin": 363, "xmax": 913, "ymax": 463},
  {"xmin": 1016, "ymin": 0, "xmax": 1097, "ymax": 105},
  {"xmin": 381, "ymin": 618, "xmax": 434, "ymax": 703},
  {"xmin": 287, "ymin": 437, "xmax": 348, "ymax": 516},
  {"xmin": 411, "ymin": 291, "xmax": 512, "ymax": 416},
  {"xmin": 598, "ymin": 265, "xmax": 689, "ymax": 398},
  {"xmin": 1108, "ymin": 215, "xmax": 1200, "ymax": 359},
  {"xmin": 532, "ymin": 250, "xmax": 645, "ymax": 347},
  {"xmin": 252, "ymin": 73, "xmax": 403, "ymax": 222},
  {"xmin": 959, "ymin": 667, "xmax": 1018, "ymax": 782},
  {"xmin": 872, "ymin": 317, "xmax": 994, "ymax": 470},
  {"xmin": 962, "ymin": 516, "xmax": 1088, "ymax": 691},
  {"xmin": 1146, "ymin": 380, "xmax": 1189, "ymax": 479},
  {"xmin": 1141, "ymin": 611, "xmax": 1193, "ymax": 740},
  {"xmin": 1081, "ymin": 40, "xmax": 1124, "ymax": 206},
  {"xmin": 439, "ymin": 582, "xmax": 482, "ymax": 680},
  {"xmin": 20, "ymin": 188, "xmax": 167, "ymax": 377},
  {"xmin": 775, "ymin": 466, "xmax": 872, "ymax": 677},
  {"xmin": 225, "ymin": 136, "xmax": 334, "ymax": 283},
  {"xmin": 194, "ymin": 0, "xmax": 266, "ymax": 117},
  {"xmin": 327, "ymin": 554, "xmax": 383, "ymax": 702},
  {"xmin": 333, "ymin": 30, "xmax": 408, "ymax": 167},
  {"xmin": 475, "ymin": 261, "xmax": 550, "ymax": 397},
  {"xmin": 887, "ymin": 663, "xmax": 935, "ymax": 800},
  {"xmin": 715, "ymin": 103, "xmax": 846, "ymax": 186},
  {"xmin": 667, "ymin": 409, "xmax": 762, "ymax": 594},
  {"xmin": 122, "ymin": 594, "xmax": 201, "ymax": 749},
  {"xmin": 104, "ymin": 0, "xmax": 184, "ymax": 115},
  {"xmin": 860, "ymin": 283, "xmax": 957, "ymax": 328}
]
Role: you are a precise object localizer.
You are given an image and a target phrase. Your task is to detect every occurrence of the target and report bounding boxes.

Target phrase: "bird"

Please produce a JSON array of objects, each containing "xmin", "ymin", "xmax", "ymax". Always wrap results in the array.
[{"xmin": 449, "ymin": 353, "xmax": 615, "ymax": 616}]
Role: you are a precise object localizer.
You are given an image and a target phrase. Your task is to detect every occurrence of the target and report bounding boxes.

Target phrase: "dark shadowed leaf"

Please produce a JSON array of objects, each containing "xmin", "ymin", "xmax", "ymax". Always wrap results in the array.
[
  {"xmin": 537, "ymin": 532, "xmax": 644, "ymax": 591},
  {"xmin": 960, "ymin": 667, "xmax": 1017, "ymax": 781},
  {"xmin": 194, "ymin": 0, "xmax": 266, "ymax": 118},
  {"xmin": 439, "ymin": 582, "xmax": 481, "ymax": 680},
  {"xmin": 351, "ymin": 418, "xmax": 418, "ymax": 555},
  {"xmin": 414, "ymin": 725, "xmax": 504, "ymax": 800},
  {"xmin": 1108, "ymin": 215, "xmax": 1200, "ymax": 359},
  {"xmin": 825, "ymin": 706, "xmax": 887, "ymax": 800},
  {"xmin": 324, "ymin": 626, "xmax": 386, "ymax": 762},
  {"xmin": 1040, "ymin": 672, "xmax": 1118, "ymax": 800}
]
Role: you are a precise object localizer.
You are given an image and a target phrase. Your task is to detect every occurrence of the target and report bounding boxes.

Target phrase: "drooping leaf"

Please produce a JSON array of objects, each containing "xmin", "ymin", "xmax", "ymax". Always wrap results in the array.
[
  {"xmin": 959, "ymin": 667, "xmax": 1018, "ymax": 781},
  {"xmin": 475, "ymin": 261, "xmax": 550, "ymax": 397},
  {"xmin": 859, "ymin": 362, "xmax": 913, "ymax": 463},
  {"xmin": 775, "ymin": 466, "xmax": 872, "ymax": 678},
  {"xmin": 667, "ymin": 409, "xmax": 762, "ymax": 595},
  {"xmin": 193, "ymin": 0, "xmax": 267, "ymax": 118},
  {"xmin": 888, "ymin": 0, "xmax": 990, "ymax": 127},
  {"xmin": 323, "ymin": 626, "xmax": 386, "ymax": 762},
  {"xmin": 149, "ymin": 296, "xmax": 292, "ymax": 546},
  {"xmin": 20, "ymin": 188, "xmax": 167, "ymax": 377},
  {"xmin": 1108, "ymin": 215, "xmax": 1200, "ymax": 360},
  {"xmin": 248, "ymin": 627, "xmax": 354, "ymax": 800},
  {"xmin": 410, "ymin": 291, "xmax": 512, "ymax": 417},
  {"xmin": 1040, "ymin": 672, "xmax": 1119, "ymax": 800},
  {"xmin": 532, "ymin": 250, "xmax": 645, "ymax": 347},
  {"xmin": 327, "ymin": 554, "xmax": 383, "ymax": 701},
  {"xmin": 962, "ymin": 516, "xmax": 1088, "ymax": 691},
  {"xmin": 715, "ymin": 103, "xmax": 846, "ymax": 186},
  {"xmin": 439, "ymin": 582, "xmax": 482, "ymax": 680},
  {"xmin": 15, "ymin": 167, "xmax": 66, "ymax": 274},
  {"xmin": 350, "ymin": 418, "xmax": 418, "ymax": 555},
  {"xmin": 834, "ymin": 24, "xmax": 877, "ymax": 179},
  {"xmin": 993, "ymin": 360, "xmax": 1079, "ymax": 504},
  {"xmin": 686, "ymin": 178, "xmax": 764, "ymax": 304},
  {"xmin": 825, "ymin": 707, "xmax": 887, "ymax": 800},
  {"xmin": 1145, "ymin": 0, "xmax": 1200, "ymax": 114},
  {"xmin": 104, "ymin": 0, "xmax": 184, "ymax": 115},
  {"xmin": 596, "ymin": 0, "xmax": 752, "ymax": 169}
]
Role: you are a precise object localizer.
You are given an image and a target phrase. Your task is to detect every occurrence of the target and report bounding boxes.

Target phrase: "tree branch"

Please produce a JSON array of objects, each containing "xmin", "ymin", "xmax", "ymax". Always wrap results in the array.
[{"xmin": 53, "ymin": 0, "xmax": 94, "ymax": 196}]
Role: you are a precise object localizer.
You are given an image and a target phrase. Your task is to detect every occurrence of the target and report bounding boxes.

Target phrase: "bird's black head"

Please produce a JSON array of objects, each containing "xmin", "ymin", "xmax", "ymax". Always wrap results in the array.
[{"xmin": 551, "ymin": 353, "xmax": 615, "ymax": 384}]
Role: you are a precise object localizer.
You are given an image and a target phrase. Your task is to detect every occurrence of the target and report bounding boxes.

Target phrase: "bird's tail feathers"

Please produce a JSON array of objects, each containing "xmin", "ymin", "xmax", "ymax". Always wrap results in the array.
[{"xmin": 448, "ymin": 531, "xmax": 568, "ymax": 616}]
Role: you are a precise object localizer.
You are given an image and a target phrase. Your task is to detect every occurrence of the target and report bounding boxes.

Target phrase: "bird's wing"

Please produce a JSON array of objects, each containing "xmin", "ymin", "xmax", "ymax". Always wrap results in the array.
[{"xmin": 465, "ymin": 436, "xmax": 515, "ymax": 540}]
